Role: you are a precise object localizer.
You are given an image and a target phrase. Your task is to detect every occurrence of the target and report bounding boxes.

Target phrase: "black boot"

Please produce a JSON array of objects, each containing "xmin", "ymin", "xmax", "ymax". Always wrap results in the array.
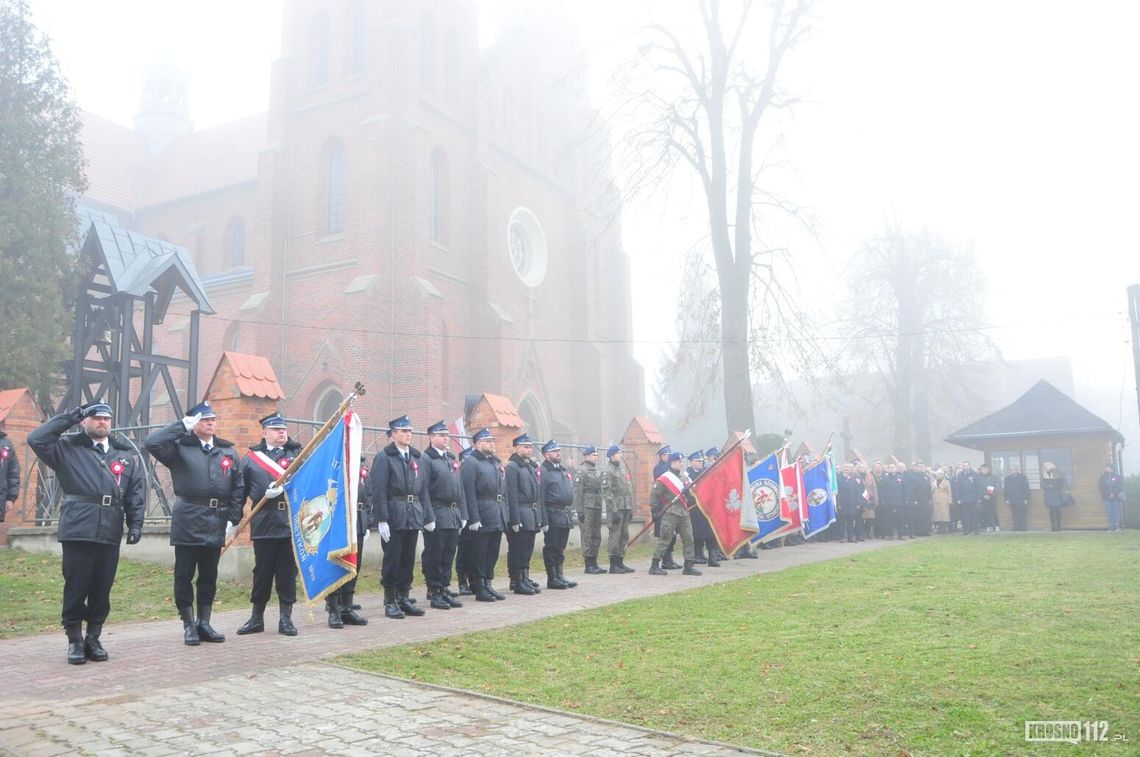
[
  {"xmin": 648, "ymin": 558, "xmax": 666, "ymax": 576},
  {"xmin": 682, "ymin": 560, "xmax": 703, "ymax": 576},
  {"xmin": 693, "ymin": 541, "xmax": 707, "ymax": 564},
  {"xmin": 278, "ymin": 601, "xmax": 298, "ymax": 635},
  {"xmin": 661, "ymin": 551, "xmax": 681, "ymax": 570},
  {"xmin": 585, "ymin": 556, "xmax": 607, "ymax": 575},
  {"xmin": 608, "ymin": 556, "xmax": 624, "ymax": 574},
  {"xmin": 383, "ymin": 587, "xmax": 405, "ymax": 619},
  {"xmin": 327, "ymin": 595, "xmax": 345, "ymax": 628},
  {"xmin": 617, "ymin": 557, "xmax": 636, "ymax": 573},
  {"xmin": 340, "ymin": 593, "xmax": 368, "ymax": 625},
  {"xmin": 525, "ymin": 568, "xmax": 542, "ymax": 593},
  {"xmin": 237, "ymin": 603, "xmax": 266, "ymax": 635},
  {"xmin": 705, "ymin": 541, "xmax": 721, "ymax": 567},
  {"xmin": 546, "ymin": 564, "xmax": 569, "ymax": 589},
  {"xmin": 442, "ymin": 586, "xmax": 463, "ymax": 608},
  {"xmin": 66, "ymin": 624, "xmax": 86, "ymax": 665},
  {"xmin": 557, "ymin": 564, "xmax": 577, "ymax": 588},
  {"xmin": 84, "ymin": 622, "xmax": 108, "ymax": 662},
  {"xmin": 473, "ymin": 578, "xmax": 496, "ymax": 603},
  {"xmin": 486, "ymin": 580, "xmax": 506, "ymax": 601},
  {"xmin": 458, "ymin": 576, "xmax": 473, "ymax": 596},
  {"xmin": 179, "ymin": 606, "xmax": 200, "ymax": 646},
  {"xmin": 429, "ymin": 586, "xmax": 453, "ymax": 609},
  {"xmin": 398, "ymin": 590, "xmax": 425, "ymax": 616},
  {"xmin": 512, "ymin": 571, "xmax": 536, "ymax": 595},
  {"xmin": 196, "ymin": 605, "xmax": 226, "ymax": 643},
  {"xmin": 741, "ymin": 545, "xmax": 759, "ymax": 559}
]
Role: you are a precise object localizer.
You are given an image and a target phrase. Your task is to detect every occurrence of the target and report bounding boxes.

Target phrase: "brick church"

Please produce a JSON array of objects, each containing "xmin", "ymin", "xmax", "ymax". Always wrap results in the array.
[{"xmin": 75, "ymin": 0, "xmax": 644, "ymax": 445}]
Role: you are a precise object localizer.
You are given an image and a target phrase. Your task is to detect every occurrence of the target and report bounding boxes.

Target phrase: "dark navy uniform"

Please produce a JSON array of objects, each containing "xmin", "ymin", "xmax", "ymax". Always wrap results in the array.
[
  {"xmin": 236, "ymin": 414, "xmax": 301, "ymax": 636},
  {"xmin": 505, "ymin": 436, "xmax": 543, "ymax": 595},
  {"xmin": 28, "ymin": 404, "xmax": 144, "ymax": 663},
  {"xmin": 460, "ymin": 431, "xmax": 509, "ymax": 602},
  {"xmin": 453, "ymin": 447, "xmax": 477, "ymax": 594},
  {"xmin": 144, "ymin": 402, "xmax": 244, "ymax": 644},
  {"xmin": 0, "ymin": 428, "xmax": 20, "ymax": 521},
  {"xmin": 540, "ymin": 443, "xmax": 577, "ymax": 590},
  {"xmin": 370, "ymin": 418, "xmax": 432, "ymax": 618},
  {"xmin": 420, "ymin": 437, "xmax": 468, "ymax": 608}
]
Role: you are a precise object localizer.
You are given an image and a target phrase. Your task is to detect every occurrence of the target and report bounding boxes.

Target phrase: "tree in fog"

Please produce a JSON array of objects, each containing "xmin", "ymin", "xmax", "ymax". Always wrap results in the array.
[
  {"xmin": 841, "ymin": 228, "xmax": 997, "ymax": 462},
  {"xmin": 0, "ymin": 0, "xmax": 86, "ymax": 402},
  {"xmin": 616, "ymin": 0, "xmax": 820, "ymax": 434}
]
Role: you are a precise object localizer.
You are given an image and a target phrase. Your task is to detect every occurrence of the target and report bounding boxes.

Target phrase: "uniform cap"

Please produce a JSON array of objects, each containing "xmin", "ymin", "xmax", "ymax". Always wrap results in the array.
[
  {"xmin": 259, "ymin": 412, "xmax": 287, "ymax": 429},
  {"xmin": 426, "ymin": 420, "xmax": 449, "ymax": 434},
  {"xmin": 541, "ymin": 439, "xmax": 560, "ymax": 454},
  {"xmin": 512, "ymin": 433, "xmax": 532, "ymax": 446},
  {"xmin": 82, "ymin": 403, "xmax": 113, "ymax": 419},
  {"xmin": 581, "ymin": 445, "xmax": 598, "ymax": 456},
  {"xmin": 188, "ymin": 401, "xmax": 216, "ymax": 418},
  {"xmin": 606, "ymin": 444, "xmax": 621, "ymax": 458}
]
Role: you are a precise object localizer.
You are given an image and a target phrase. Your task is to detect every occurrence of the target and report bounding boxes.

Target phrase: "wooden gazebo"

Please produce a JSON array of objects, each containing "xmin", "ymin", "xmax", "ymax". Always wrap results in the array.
[{"xmin": 946, "ymin": 380, "xmax": 1124, "ymax": 530}]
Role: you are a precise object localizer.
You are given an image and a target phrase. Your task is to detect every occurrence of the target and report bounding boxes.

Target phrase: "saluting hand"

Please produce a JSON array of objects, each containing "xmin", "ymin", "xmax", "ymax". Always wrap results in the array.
[{"xmin": 181, "ymin": 412, "xmax": 204, "ymax": 431}]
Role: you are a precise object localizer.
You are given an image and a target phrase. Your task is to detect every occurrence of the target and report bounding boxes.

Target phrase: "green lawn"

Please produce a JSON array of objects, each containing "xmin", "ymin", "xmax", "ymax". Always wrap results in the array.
[
  {"xmin": 339, "ymin": 533, "xmax": 1140, "ymax": 755},
  {"xmin": 0, "ymin": 549, "xmax": 250, "ymax": 638}
]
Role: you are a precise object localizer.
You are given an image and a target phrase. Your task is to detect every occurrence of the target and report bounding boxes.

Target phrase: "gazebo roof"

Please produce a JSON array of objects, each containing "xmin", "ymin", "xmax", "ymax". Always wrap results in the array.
[{"xmin": 946, "ymin": 380, "xmax": 1123, "ymax": 448}]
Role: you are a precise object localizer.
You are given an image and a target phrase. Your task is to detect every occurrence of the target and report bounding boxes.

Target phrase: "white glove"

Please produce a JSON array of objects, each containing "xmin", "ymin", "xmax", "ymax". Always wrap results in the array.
[
  {"xmin": 181, "ymin": 413, "xmax": 203, "ymax": 431},
  {"xmin": 541, "ymin": 525, "xmax": 549, "ymax": 533},
  {"xmin": 225, "ymin": 521, "xmax": 237, "ymax": 541},
  {"xmin": 460, "ymin": 520, "xmax": 468, "ymax": 530},
  {"xmin": 265, "ymin": 484, "xmax": 284, "ymax": 499},
  {"xmin": 377, "ymin": 522, "xmax": 391, "ymax": 542},
  {"xmin": 468, "ymin": 521, "xmax": 481, "ymax": 532},
  {"xmin": 424, "ymin": 521, "xmax": 436, "ymax": 533},
  {"xmin": 362, "ymin": 529, "xmax": 370, "ymax": 545},
  {"xmin": 511, "ymin": 524, "xmax": 520, "ymax": 532}
]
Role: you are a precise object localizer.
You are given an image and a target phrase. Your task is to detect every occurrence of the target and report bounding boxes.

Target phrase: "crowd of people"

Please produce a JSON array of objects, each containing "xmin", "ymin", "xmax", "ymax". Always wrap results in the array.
[{"xmin": 25, "ymin": 402, "xmax": 1127, "ymax": 666}]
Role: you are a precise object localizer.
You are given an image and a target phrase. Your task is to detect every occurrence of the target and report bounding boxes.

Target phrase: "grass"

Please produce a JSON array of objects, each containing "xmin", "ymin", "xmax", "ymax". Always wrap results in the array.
[
  {"xmin": 0, "ymin": 549, "xmax": 250, "ymax": 638},
  {"xmin": 339, "ymin": 533, "xmax": 1140, "ymax": 755}
]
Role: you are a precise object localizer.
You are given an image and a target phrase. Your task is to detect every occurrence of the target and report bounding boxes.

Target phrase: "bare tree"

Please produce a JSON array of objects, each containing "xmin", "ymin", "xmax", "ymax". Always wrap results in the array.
[
  {"xmin": 841, "ymin": 228, "xmax": 998, "ymax": 462},
  {"xmin": 614, "ymin": 0, "xmax": 820, "ymax": 433}
]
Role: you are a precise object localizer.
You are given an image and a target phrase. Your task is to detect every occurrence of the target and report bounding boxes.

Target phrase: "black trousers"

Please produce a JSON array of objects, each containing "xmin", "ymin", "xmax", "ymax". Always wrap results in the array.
[
  {"xmin": 840, "ymin": 512, "xmax": 863, "ymax": 541},
  {"xmin": 981, "ymin": 500, "xmax": 999, "ymax": 529},
  {"xmin": 174, "ymin": 545, "xmax": 221, "ymax": 610},
  {"xmin": 896, "ymin": 506, "xmax": 914, "ymax": 537},
  {"xmin": 878, "ymin": 507, "xmax": 895, "ymax": 537},
  {"xmin": 380, "ymin": 528, "xmax": 418, "ymax": 591},
  {"xmin": 506, "ymin": 529, "xmax": 537, "ymax": 574},
  {"xmin": 542, "ymin": 526, "xmax": 570, "ymax": 570},
  {"xmin": 61, "ymin": 541, "xmax": 120, "ymax": 628},
  {"xmin": 421, "ymin": 527, "xmax": 460, "ymax": 588},
  {"xmin": 961, "ymin": 502, "xmax": 980, "ymax": 533},
  {"xmin": 471, "ymin": 529, "xmax": 502, "ymax": 581},
  {"xmin": 250, "ymin": 537, "xmax": 297, "ymax": 605},
  {"xmin": 455, "ymin": 528, "xmax": 474, "ymax": 583},
  {"xmin": 1049, "ymin": 507, "xmax": 1063, "ymax": 531},
  {"xmin": 1010, "ymin": 502, "xmax": 1028, "ymax": 531}
]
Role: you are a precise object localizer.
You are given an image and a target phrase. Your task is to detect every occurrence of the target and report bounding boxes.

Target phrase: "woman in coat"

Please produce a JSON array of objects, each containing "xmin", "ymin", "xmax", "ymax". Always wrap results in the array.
[
  {"xmin": 932, "ymin": 470, "xmax": 952, "ymax": 533},
  {"xmin": 1041, "ymin": 463, "xmax": 1067, "ymax": 531}
]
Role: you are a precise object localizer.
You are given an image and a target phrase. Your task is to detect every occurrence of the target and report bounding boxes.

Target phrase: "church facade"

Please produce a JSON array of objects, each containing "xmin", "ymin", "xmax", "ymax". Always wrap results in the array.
[{"xmin": 76, "ymin": 0, "xmax": 643, "ymax": 445}]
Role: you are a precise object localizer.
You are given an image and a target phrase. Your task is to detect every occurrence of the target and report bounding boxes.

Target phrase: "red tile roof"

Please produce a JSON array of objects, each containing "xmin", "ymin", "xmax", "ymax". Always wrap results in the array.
[
  {"xmin": 79, "ymin": 112, "xmax": 150, "ymax": 210},
  {"xmin": 724, "ymin": 430, "xmax": 756, "ymax": 455},
  {"xmin": 0, "ymin": 388, "xmax": 34, "ymax": 423},
  {"xmin": 628, "ymin": 416, "xmax": 664, "ymax": 445},
  {"xmin": 223, "ymin": 352, "xmax": 286, "ymax": 400},
  {"xmin": 480, "ymin": 393, "xmax": 525, "ymax": 428}
]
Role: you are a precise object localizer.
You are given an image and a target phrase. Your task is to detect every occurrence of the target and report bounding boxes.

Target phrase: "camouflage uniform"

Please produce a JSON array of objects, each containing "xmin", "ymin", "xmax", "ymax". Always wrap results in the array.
[
  {"xmin": 602, "ymin": 458, "xmax": 633, "ymax": 560},
  {"xmin": 651, "ymin": 478, "xmax": 695, "ymax": 561},
  {"xmin": 574, "ymin": 460, "xmax": 603, "ymax": 560}
]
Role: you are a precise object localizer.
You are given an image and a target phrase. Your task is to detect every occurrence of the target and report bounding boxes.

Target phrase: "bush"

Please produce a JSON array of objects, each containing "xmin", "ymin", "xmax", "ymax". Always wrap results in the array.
[{"xmin": 1124, "ymin": 474, "xmax": 1140, "ymax": 528}]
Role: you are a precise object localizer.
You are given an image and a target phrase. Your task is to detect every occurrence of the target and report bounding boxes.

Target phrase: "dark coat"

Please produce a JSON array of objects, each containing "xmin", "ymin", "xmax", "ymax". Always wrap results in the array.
[
  {"xmin": 1002, "ymin": 473, "xmax": 1030, "ymax": 505},
  {"xmin": 241, "ymin": 438, "xmax": 302, "ymax": 540},
  {"xmin": 1098, "ymin": 471, "xmax": 1124, "ymax": 501},
  {"xmin": 836, "ymin": 472, "xmax": 866, "ymax": 515},
  {"xmin": 422, "ymin": 445, "xmax": 468, "ymax": 529},
  {"xmin": 687, "ymin": 466, "xmax": 715, "ymax": 539},
  {"xmin": 540, "ymin": 459, "xmax": 575, "ymax": 530},
  {"xmin": 877, "ymin": 473, "xmax": 904, "ymax": 509},
  {"xmin": 356, "ymin": 463, "xmax": 372, "ymax": 538},
  {"xmin": 370, "ymin": 443, "xmax": 432, "ymax": 531},
  {"xmin": 28, "ymin": 410, "xmax": 145, "ymax": 544},
  {"xmin": 905, "ymin": 471, "xmax": 933, "ymax": 507},
  {"xmin": 1042, "ymin": 474, "xmax": 1067, "ymax": 508},
  {"xmin": 144, "ymin": 421, "xmax": 245, "ymax": 547},
  {"xmin": 0, "ymin": 431, "xmax": 20, "ymax": 502},
  {"xmin": 976, "ymin": 474, "xmax": 1000, "ymax": 505},
  {"xmin": 506, "ymin": 454, "xmax": 544, "ymax": 531},
  {"xmin": 953, "ymin": 470, "xmax": 981, "ymax": 504},
  {"xmin": 461, "ymin": 449, "xmax": 508, "ymax": 531}
]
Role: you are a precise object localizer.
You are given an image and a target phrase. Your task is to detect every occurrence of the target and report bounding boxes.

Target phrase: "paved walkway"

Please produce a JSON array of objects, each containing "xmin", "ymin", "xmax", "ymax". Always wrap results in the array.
[{"xmin": 0, "ymin": 539, "xmax": 902, "ymax": 756}]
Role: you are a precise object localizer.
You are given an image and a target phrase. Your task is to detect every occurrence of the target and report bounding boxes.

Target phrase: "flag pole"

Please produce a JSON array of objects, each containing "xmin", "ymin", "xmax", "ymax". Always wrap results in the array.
[
  {"xmin": 221, "ymin": 381, "xmax": 366, "ymax": 554},
  {"xmin": 803, "ymin": 432, "xmax": 835, "ymax": 472},
  {"xmin": 628, "ymin": 430, "xmax": 752, "ymax": 547}
]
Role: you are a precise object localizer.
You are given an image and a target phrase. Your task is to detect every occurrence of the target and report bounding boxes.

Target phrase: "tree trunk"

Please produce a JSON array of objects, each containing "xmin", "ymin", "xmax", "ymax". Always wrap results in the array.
[
  {"xmin": 720, "ymin": 270, "xmax": 756, "ymax": 434},
  {"xmin": 912, "ymin": 333, "xmax": 932, "ymax": 463}
]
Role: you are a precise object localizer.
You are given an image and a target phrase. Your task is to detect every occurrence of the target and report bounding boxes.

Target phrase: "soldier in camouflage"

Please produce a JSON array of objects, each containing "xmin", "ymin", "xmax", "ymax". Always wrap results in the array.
[
  {"xmin": 574, "ymin": 446, "xmax": 605, "ymax": 575},
  {"xmin": 601, "ymin": 445, "xmax": 635, "ymax": 574},
  {"xmin": 648, "ymin": 452, "xmax": 701, "ymax": 576}
]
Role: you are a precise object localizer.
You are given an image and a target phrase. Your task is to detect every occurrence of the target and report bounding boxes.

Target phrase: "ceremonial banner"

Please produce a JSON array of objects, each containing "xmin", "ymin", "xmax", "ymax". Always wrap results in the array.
[
  {"xmin": 772, "ymin": 459, "xmax": 806, "ymax": 538},
  {"xmin": 691, "ymin": 445, "xmax": 758, "ymax": 554},
  {"xmin": 287, "ymin": 411, "xmax": 362, "ymax": 602},
  {"xmin": 801, "ymin": 457, "xmax": 838, "ymax": 539},
  {"xmin": 748, "ymin": 453, "xmax": 793, "ymax": 544}
]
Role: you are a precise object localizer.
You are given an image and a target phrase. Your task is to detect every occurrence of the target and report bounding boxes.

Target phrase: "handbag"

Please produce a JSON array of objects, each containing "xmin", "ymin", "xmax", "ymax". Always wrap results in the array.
[{"xmin": 1061, "ymin": 492, "xmax": 1076, "ymax": 508}]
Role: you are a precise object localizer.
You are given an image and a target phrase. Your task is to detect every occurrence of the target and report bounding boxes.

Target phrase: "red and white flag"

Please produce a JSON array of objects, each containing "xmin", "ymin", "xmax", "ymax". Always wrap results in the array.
[{"xmin": 691, "ymin": 445, "xmax": 759, "ymax": 555}]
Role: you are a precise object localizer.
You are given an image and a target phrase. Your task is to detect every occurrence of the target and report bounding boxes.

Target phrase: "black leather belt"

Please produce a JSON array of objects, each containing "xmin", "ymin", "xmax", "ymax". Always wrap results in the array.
[
  {"xmin": 550, "ymin": 505, "xmax": 572, "ymax": 511},
  {"xmin": 186, "ymin": 497, "xmax": 221, "ymax": 508},
  {"xmin": 395, "ymin": 496, "xmax": 419, "ymax": 504},
  {"xmin": 495, "ymin": 495, "xmax": 504, "ymax": 502},
  {"xmin": 277, "ymin": 502, "xmax": 287, "ymax": 511},
  {"xmin": 66, "ymin": 496, "xmax": 121, "ymax": 508}
]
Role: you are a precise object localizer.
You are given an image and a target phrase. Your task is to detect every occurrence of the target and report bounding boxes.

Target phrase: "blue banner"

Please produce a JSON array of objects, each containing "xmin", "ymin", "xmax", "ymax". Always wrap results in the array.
[
  {"xmin": 801, "ymin": 457, "xmax": 838, "ymax": 539},
  {"xmin": 286, "ymin": 413, "xmax": 361, "ymax": 602},
  {"xmin": 748, "ymin": 452, "xmax": 792, "ymax": 544}
]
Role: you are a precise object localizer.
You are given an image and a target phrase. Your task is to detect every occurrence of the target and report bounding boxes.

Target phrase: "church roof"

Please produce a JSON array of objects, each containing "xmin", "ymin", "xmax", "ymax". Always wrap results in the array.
[
  {"xmin": 79, "ymin": 112, "xmax": 150, "ymax": 211},
  {"xmin": 946, "ymin": 379, "xmax": 1123, "ymax": 448}
]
